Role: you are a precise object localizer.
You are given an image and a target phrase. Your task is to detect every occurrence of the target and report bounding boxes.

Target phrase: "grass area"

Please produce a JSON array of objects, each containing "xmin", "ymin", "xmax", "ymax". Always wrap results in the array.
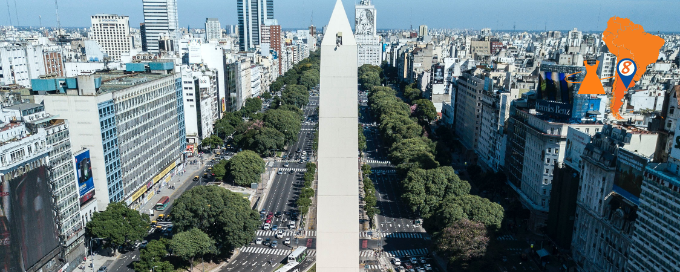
[
  {"xmin": 308, "ymin": 264, "xmax": 316, "ymax": 272},
  {"xmin": 277, "ymin": 151, "xmax": 283, "ymax": 157}
]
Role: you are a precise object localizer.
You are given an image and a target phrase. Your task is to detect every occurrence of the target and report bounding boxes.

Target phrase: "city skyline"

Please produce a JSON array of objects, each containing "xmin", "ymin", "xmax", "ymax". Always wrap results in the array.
[{"xmin": 1, "ymin": 0, "xmax": 678, "ymax": 32}]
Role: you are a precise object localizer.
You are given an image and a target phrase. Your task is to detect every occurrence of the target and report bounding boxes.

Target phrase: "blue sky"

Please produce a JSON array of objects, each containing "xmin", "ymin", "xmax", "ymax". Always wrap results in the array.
[{"xmin": 3, "ymin": 0, "xmax": 679, "ymax": 32}]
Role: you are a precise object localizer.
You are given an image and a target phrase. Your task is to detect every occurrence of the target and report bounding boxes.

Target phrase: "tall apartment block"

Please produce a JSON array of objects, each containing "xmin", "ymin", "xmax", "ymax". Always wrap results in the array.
[
  {"xmin": 355, "ymin": 0, "xmax": 381, "ymax": 66},
  {"xmin": 142, "ymin": 0, "xmax": 179, "ymax": 53},
  {"xmin": 33, "ymin": 62, "xmax": 186, "ymax": 211},
  {"xmin": 205, "ymin": 18, "xmax": 221, "ymax": 41},
  {"xmin": 570, "ymin": 125, "xmax": 658, "ymax": 272},
  {"xmin": 237, "ymin": 0, "xmax": 274, "ymax": 51},
  {"xmin": 90, "ymin": 14, "xmax": 131, "ymax": 61}
]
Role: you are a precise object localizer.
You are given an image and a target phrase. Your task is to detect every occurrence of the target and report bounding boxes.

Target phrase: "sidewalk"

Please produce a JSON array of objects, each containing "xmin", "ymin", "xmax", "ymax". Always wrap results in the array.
[{"xmin": 143, "ymin": 154, "xmax": 213, "ymax": 220}]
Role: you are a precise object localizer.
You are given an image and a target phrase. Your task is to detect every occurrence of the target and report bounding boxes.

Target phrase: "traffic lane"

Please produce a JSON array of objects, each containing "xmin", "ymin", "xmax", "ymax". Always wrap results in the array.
[
  {"xmin": 221, "ymin": 253, "xmax": 280, "ymax": 272},
  {"xmin": 105, "ymin": 249, "xmax": 137, "ymax": 272}
]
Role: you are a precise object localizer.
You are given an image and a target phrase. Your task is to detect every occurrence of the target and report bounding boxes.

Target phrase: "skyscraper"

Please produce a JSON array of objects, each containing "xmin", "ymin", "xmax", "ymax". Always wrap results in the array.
[
  {"xmin": 142, "ymin": 0, "xmax": 179, "ymax": 53},
  {"xmin": 355, "ymin": 0, "xmax": 381, "ymax": 66},
  {"xmin": 90, "ymin": 14, "xmax": 131, "ymax": 61},
  {"xmin": 205, "ymin": 18, "xmax": 221, "ymax": 41},
  {"xmin": 237, "ymin": 0, "xmax": 274, "ymax": 52}
]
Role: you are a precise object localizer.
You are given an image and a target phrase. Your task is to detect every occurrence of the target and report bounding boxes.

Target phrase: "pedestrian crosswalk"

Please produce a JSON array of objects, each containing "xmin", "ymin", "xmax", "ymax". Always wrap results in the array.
[
  {"xmin": 366, "ymin": 160, "xmax": 391, "ymax": 165},
  {"xmin": 364, "ymin": 265, "xmax": 380, "ymax": 270},
  {"xmin": 256, "ymin": 230, "xmax": 316, "ymax": 237},
  {"xmin": 301, "ymin": 128, "xmax": 317, "ymax": 131},
  {"xmin": 496, "ymin": 234, "xmax": 516, "ymax": 241},
  {"xmin": 241, "ymin": 247, "xmax": 291, "ymax": 255},
  {"xmin": 382, "ymin": 248, "xmax": 429, "ymax": 258},
  {"xmin": 359, "ymin": 232, "xmax": 425, "ymax": 239},
  {"xmin": 239, "ymin": 247, "xmax": 317, "ymax": 257},
  {"xmin": 257, "ymin": 230, "xmax": 296, "ymax": 237},
  {"xmin": 279, "ymin": 168, "xmax": 307, "ymax": 172}
]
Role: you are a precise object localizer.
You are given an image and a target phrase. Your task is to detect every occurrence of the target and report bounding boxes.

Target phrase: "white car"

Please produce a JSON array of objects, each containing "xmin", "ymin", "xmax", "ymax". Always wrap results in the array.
[
  {"xmin": 284, "ymin": 237, "xmax": 291, "ymax": 245},
  {"xmin": 392, "ymin": 258, "xmax": 401, "ymax": 266},
  {"xmin": 423, "ymin": 264, "xmax": 432, "ymax": 271},
  {"xmin": 275, "ymin": 230, "xmax": 284, "ymax": 238},
  {"xmin": 263, "ymin": 223, "xmax": 271, "ymax": 230},
  {"xmin": 255, "ymin": 238, "xmax": 263, "ymax": 245}
]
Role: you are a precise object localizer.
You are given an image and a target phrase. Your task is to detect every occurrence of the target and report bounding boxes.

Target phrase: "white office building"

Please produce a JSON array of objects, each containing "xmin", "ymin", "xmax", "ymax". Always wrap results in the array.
[
  {"xmin": 142, "ymin": 0, "xmax": 179, "ymax": 53},
  {"xmin": 0, "ymin": 44, "xmax": 46, "ymax": 87},
  {"xmin": 181, "ymin": 65, "xmax": 217, "ymax": 150},
  {"xmin": 205, "ymin": 18, "xmax": 221, "ymax": 41},
  {"xmin": 90, "ymin": 14, "xmax": 132, "ymax": 61},
  {"xmin": 34, "ymin": 63, "xmax": 186, "ymax": 211},
  {"xmin": 354, "ymin": 0, "xmax": 381, "ymax": 67}
]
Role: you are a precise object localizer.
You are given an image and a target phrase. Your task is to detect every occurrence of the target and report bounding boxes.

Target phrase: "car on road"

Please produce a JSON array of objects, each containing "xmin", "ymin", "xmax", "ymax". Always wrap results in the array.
[
  {"xmin": 263, "ymin": 223, "xmax": 271, "ymax": 230},
  {"xmin": 403, "ymin": 263, "xmax": 413, "ymax": 270},
  {"xmin": 289, "ymin": 170, "xmax": 294, "ymax": 174},
  {"xmin": 392, "ymin": 258, "xmax": 401, "ymax": 266},
  {"xmin": 193, "ymin": 176, "xmax": 199, "ymax": 181},
  {"xmin": 265, "ymin": 219, "xmax": 272, "ymax": 224},
  {"xmin": 410, "ymin": 257, "xmax": 418, "ymax": 264},
  {"xmin": 272, "ymin": 225, "xmax": 278, "ymax": 231},
  {"xmin": 260, "ymin": 209, "xmax": 266, "ymax": 215},
  {"xmin": 275, "ymin": 211, "xmax": 282, "ymax": 218},
  {"xmin": 423, "ymin": 264, "xmax": 432, "ymax": 271},
  {"xmin": 284, "ymin": 163, "xmax": 289, "ymax": 167},
  {"xmin": 140, "ymin": 240, "xmax": 148, "ymax": 248},
  {"xmin": 277, "ymin": 170, "xmax": 283, "ymax": 175},
  {"xmin": 256, "ymin": 238, "xmax": 263, "ymax": 244},
  {"xmin": 264, "ymin": 238, "xmax": 271, "ymax": 246},
  {"xmin": 419, "ymin": 257, "xmax": 426, "ymax": 264},
  {"xmin": 276, "ymin": 230, "xmax": 283, "ymax": 238},
  {"xmin": 271, "ymin": 240, "xmax": 278, "ymax": 248},
  {"xmin": 97, "ymin": 266, "xmax": 108, "ymax": 272},
  {"xmin": 284, "ymin": 237, "xmax": 291, "ymax": 245},
  {"xmin": 416, "ymin": 268, "xmax": 425, "ymax": 272},
  {"xmin": 289, "ymin": 221, "xmax": 295, "ymax": 229}
]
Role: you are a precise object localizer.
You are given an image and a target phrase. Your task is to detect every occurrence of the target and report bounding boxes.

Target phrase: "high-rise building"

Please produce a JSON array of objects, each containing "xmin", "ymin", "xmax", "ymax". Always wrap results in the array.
[
  {"xmin": 355, "ymin": 0, "xmax": 381, "ymax": 66},
  {"xmin": 567, "ymin": 28, "xmax": 583, "ymax": 47},
  {"xmin": 0, "ymin": 44, "xmax": 46, "ymax": 88},
  {"xmin": 142, "ymin": 0, "xmax": 179, "ymax": 53},
  {"xmin": 205, "ymin": 18, "xmax": 221, "ymax": 41},
  {"xmin": 90, "ymin": 14, "xmax": 131, "ymax": 61},
  {"xmin": 237, "ymin": 0, "xmax": 274, "ymax": 51},
  {"xmin": 181, "ymin": 65, "xmax": 217, "ymax": 151},
  {"xmin": 34, "ymin": 62, "xmax": 186, "ymax": 211},
  {"xmin": 140, "ymin": 23, "xmax": 148, "ymax": 51},
  {"xmin": 628, "ymin": 161, "xmax": 680, "ymax": 272},
  {"xmin": 419, "ymin": 25, "xmax": 428, "ymax": 37}
]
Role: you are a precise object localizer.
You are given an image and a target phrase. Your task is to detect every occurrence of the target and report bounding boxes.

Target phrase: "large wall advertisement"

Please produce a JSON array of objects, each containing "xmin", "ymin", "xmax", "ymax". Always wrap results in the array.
[
  {"xmin": 613, "ymin": 149, "xmax": 649, "ymax": 205},
  {"xmin": 537, "ymin": 67, "xmax": 582, "ymax": 118},
  {"xmin": 75, "ymin": 150, "xmax": 95, "ymax": 205},
  {"xmin": 0, "ymin": 161, "xmax": 61, "ymax": 272},
  {"xmin": 433, "ymin": 65, "xmax": 445, "ymax": 84}
]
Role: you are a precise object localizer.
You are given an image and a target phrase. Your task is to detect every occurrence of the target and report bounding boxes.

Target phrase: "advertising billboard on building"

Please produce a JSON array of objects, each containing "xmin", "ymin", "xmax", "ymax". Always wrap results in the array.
[
  {"xmin": 670, "ymin": 123, "xmax": 680, "ymax": 160},
  {"xmin": 75, "ymin": 150, "xmax": 95, "ymax": 205},
  {"xmin": 535, "ymin": 100, "xmax": 572, "ymax": 118},
  {"xmin": 564, "ymin": 127, "xmax": 592, "ymax": 171},
  {"xmin": 433, "ymin": 65, "xmax": 444, "ymax": 84},
  {"xmin": 0, "ymin": 160, "xmax": 61, "ymax": 272},
  {"xmin": 613, "ymin": 149, "xmax": 649, "ymax": 205},
  {"xmin": 537, "ymin": 65, "xmax": 583, "ymax": 104}
]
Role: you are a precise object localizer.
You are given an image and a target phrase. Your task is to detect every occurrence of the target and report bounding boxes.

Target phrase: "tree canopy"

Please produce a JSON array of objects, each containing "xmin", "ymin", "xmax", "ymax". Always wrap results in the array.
[
  {"xmin": 264, "ymin": 109, "xmax": 302, "ymax": 143},
  {"xmin": 358, "ymin": 124, "xmax": 367, "ymax": 151},
  {"xmin": 170, "ymin": 228, "xmax": 216, "ymax": 272},
  {"xmin": 435, "ymin": 219, "xmax": 490, "ymax": 263},
  {"xmin": 201, "ymin": 135, "xmax": 223, "ymax": 149},
  {"xmin": 226, "ymin": 150, "xmax": 265, "ymax": 186},
  {"xmin": 379, "ymin": 114, "xmax": 423, "ymax": 146},
  {"xmin": 171, "ymin": 186, "xmax": 260, "ymax": 252},
  {"xmin": 134, "ymin": 239, "xmax": 173, "ymax": 272},
  {"xmin": 412, "ymin": 99, "xmax": 437, "ymax": 123},
  {"xmin": 242, "ymin": 97, "xmax": 263, "ymax": 115},
  {"xmin": 388, "ymin": 137, "xmax": 439, "ymax": 169},
  {"xmin": 281, "ymin": 84, "xmax": 309, "ymax": 107},
  {"xmin": 400, "ymin": 167, "xmax": 470, "ymax": 219},
  {"xmin": 299, "ymin": 69, "xmax": 320, "ymax": 90},
  {"xmin": 86, "ymin": 202, "xmax": 149, "ymax": 247}
]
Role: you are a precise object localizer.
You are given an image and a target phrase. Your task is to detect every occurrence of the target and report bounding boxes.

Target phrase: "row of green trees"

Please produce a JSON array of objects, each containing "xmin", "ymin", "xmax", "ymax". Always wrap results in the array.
[
  {"xmin": 361, "ymin": 164, "xmax": 379, "ymax": 226},
  {"xmin": 297, "ymin": 162, "xmax": 317, "ymax": 217},
  {"xmin": 211, "ymin": 150, "xmax": 266, "ymax": 186},
  {"xmin": 365, "ymin": 65, "xmax": 504, "ymax": 269}
]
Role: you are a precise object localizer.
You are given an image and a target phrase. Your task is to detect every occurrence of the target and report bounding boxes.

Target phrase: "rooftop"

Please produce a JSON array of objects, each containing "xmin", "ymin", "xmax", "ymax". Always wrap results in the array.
[
  {"xmin": 98, "ymin": 70, "xmax": 173, "ymax": 93},
  {"xmin": 646, "ymin": 163, "xmax": 680, "ymax": 188},
  {"xmin": 5, "ymin": 103, "xmax": 43, "ymax": 112}
]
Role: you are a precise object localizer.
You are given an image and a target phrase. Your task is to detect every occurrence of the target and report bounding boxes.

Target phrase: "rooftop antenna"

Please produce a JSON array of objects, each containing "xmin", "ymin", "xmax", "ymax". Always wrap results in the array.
[
  {"xmin": 54, "ymin": 0, "xmax": 62, "ymax": 40},
  {"xmin": 13, "ymin": 0, "xmax": 19, "ymax": 27},
  {"xmin": 39, "ymin": 15, "xmax": 42, "ymax": 29},
  {"xmin": 513, "ymin": 22, "xmax": 516, "ymax": 33},
  {"xmin": 5, "ymin": 0, "xmax": 12, "ymax": 26}
]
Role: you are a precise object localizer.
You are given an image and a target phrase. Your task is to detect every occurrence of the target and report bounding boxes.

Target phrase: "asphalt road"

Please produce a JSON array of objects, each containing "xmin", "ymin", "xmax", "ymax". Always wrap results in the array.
[{"xmin": 221, "ymin": 92, "xmax": 319, "ymax": 272}]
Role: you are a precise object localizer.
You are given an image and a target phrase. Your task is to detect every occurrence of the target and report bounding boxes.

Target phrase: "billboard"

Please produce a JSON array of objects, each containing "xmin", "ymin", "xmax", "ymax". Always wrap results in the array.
[
  {"xmin": 433, "ymin": 65, "xmax": 444, "ymax": 84},
  {"xmin": 535, "ymin": 100, "xmax": 572, "ymax": 118},
  {"xmin": 537, "ymin": 68, "xmax": 581, "ymax": 104},
  {"xmin": 75, "ymin": 150, "xmax": 95, "ymax": 205},
  {"xmin": 670, "ymin": 122, "xmax": 680, "ymax": 160},
  {"xmin": 564, "ymin": 127, "xmax": 592, "ymax": 171},
  {"xmin": 613, "ymin": 149, "xmax": 649, "ymax": 205},
  {"xmin": 0, "ymin": 162, "xmax": 61, "ymax": 272}
]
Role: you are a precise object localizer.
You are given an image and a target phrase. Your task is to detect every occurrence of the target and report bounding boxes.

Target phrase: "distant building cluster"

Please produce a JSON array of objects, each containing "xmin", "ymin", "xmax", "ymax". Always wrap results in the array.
[{"xmin": 382, "ymin": 25, "xmax": 680, "ymax": 272}]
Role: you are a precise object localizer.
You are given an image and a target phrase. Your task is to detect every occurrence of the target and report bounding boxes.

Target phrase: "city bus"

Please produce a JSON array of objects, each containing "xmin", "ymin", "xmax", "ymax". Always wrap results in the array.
[
  {"xmin": 155, "ymin": 196, "xmax": 170, "ymax": 211},
  {"xmin": 287, "ymin": 246, "xmax": 307, "ymax": 264}
]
